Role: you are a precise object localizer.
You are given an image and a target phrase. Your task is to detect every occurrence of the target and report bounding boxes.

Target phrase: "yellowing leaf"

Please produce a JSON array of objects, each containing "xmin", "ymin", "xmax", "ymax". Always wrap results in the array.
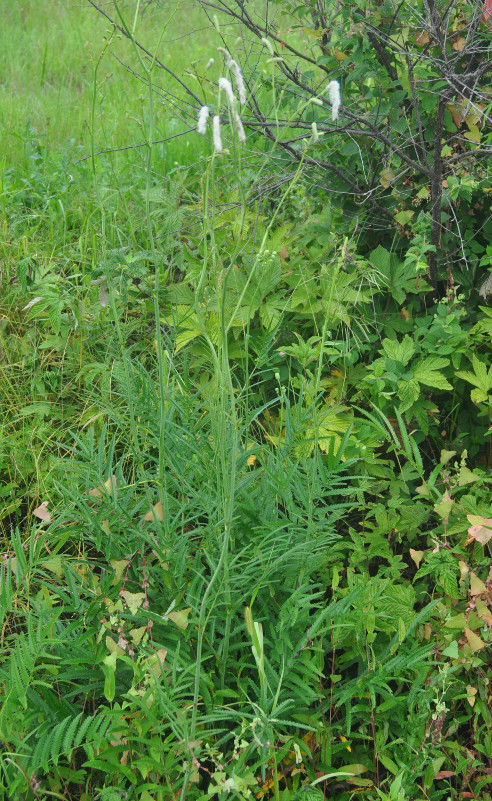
[
  {"xmin": 440, "ymin": 449, "xmax": 456, "ymax": 465},
  {"xmin": 111, "ymin": 559, "xmax": 129, "ymax": 584},
  {"xmin": 409, "ymin": 549, "xmax": 424, "ymax": 567},
  {"xmin": 434, "ymin": 492, "xmax": 453, "ymax": 521},
  {"xmin": 452, "ymin": 36, "xmax": 466, "ymax": 51},
  {"xmin": 465, "ymin": 627, "xmax": 486, "ymax": 652},
  {"xmin": 458, "ymin": 466, "xmax": 481, "ymax": 486},
  {"xmin": 33, "ymin": 501, "xmax": 51, "ymax": 523},
  {"xmin": 464, "ymin": 125, "xmax": 481, "ymax": 144},
  {"xmin": 394, "ymin": 210, "xmax": 415, "ymax": 226},
  {"xmin": 167, "ymin": 607, "xmax": 191, "ymax": 630},
  {"xmin": 41, "ymin": 556, "xmax": 63, "ymax": 578},
  {"xmin": 469, "ymin": 571, "xmax": 487, "ymax": 596},
  {"xmin": 475, "ymin": 598, "xmax": 492, "ymax": 627},
  {"xmin": 106, "ymin": 635, "xmax": 125, "ymax": 656},
  {"xmin": 466, "ymin": 685, "xmax": 477, "ymax": 707},
  {"xmin": 247, "ymin": 454, "xmax": 257, "ymax": 466},
  {"xmin": 121, "ymin": 591, "xmax": 146, "ymax": 616},
  {"xmin": 90, "ymin": 474, "xmax": 117, "ymax": 499},
  {"xmin": 342, "ymin": 764, "xmax": 369, "ymax": 775},
  {"xmin": 458, "ymin": 560, "xmax": 469, "ymax": 580},
  {"xmin": 444, "ymin": 613, "xmax": 467, "ymax": 629},
  {"xmin": 335, "ymin": 49, "xmax": 348, "ymax": 61},
  {"xmin": 380, "ymin": 167, "xmax": 396, "ymax": 189},
  {"xmin": 129, "ymin": 626, "xmax": 147, "ymax": 645},
  {"xmin": 415, "ymin": 30, "xmax": 429, "ymax": 45},
  {"xmin": 144, "ymin": 501, "xmax": 164, "ymax": 522}
]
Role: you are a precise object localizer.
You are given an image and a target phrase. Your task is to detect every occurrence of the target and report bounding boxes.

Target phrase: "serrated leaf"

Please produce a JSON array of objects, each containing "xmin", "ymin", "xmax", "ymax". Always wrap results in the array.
[
  {"xmin": 397, "ymin": 378, "xmax": 420, "ymax": 412},
  {"xmin": 413, "ymin": 357, "xmax": 452, "ymax": 389},
  {"xmin": 383, "ymin": 335, "xmax": 415, "ymax": 365}
]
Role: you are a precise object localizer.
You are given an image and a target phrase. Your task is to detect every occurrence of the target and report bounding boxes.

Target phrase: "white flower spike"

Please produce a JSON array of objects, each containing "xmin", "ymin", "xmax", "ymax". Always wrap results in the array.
[
  {"xmin": 328, "ymin": 80, "xmax": 341, "ymax": 121},
  {"xmin": 197, "ymin": 105, "xmax": 210, "ymax": 135},
  {"xmin": 218, "ymin": 76, "xmax": 236, "ymax": 106},
  {"xmin": 228, "ymin": 59, "xmax": 247, "ymax": 106},
  {"xmin": 234, "ymin": 110, "xmax": 246, "ymax": 143},
  {"xmin": 213, "ymin": 115, "xmax": 223, "ymax": 153}
]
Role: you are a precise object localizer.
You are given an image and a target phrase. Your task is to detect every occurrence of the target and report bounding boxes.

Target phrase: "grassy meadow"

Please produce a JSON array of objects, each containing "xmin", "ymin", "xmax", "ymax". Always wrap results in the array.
[{"xmin": 1, "ymin": 1, "xmax": 492, "ymax": 800}]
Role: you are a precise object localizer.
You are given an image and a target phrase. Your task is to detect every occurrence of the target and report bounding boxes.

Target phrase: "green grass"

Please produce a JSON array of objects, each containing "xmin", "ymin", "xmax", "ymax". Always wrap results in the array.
[{"xmin": 0, "ymin": 0, "xmax": 215, "ymax": 163}]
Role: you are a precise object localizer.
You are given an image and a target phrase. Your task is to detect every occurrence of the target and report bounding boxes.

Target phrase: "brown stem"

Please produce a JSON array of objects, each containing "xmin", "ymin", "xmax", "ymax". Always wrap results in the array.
[{"xmin": 428, "ymin": 96, "xmax": 446, "ymax": 289}]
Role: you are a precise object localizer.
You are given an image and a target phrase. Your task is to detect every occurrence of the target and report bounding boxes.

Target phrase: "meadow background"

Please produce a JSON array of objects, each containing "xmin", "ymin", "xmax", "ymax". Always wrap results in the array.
[{"xmin": 1, "ymin": 1, "xmax": 492, "ymax": 800}]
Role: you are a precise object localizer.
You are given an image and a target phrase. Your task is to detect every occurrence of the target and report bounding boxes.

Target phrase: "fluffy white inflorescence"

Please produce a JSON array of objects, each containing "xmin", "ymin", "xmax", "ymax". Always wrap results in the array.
[
  {"xmin": 197, "ymin": 105, "xmax": 210, "ymax": 135},
  {"xmin": 218, "ymin": 76, "xmax": 236, "ymax": 106},
  {"xmin": 328, "ymin": 80, "xmax": 341, "ymax": 121},
  {"xmin": 261, "ymin": 37, "xmax": 275, "ymax": 56},
  {"xmin": 228, "ymin": 59, "xmax": 246, "ymax": 106},
  {"xmin": 233, "ymin": 110, "xmax": 246, "ymax": 143},
  {"xmin": 213, "ymin": 115, "xmax": 223, "ymax": 153}
]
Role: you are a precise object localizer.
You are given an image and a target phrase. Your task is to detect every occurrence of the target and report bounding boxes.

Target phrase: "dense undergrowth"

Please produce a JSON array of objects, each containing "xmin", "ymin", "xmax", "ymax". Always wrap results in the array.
[{"xmin": 1, "ymin": 1, "xmax": 492, "ymax": 800}]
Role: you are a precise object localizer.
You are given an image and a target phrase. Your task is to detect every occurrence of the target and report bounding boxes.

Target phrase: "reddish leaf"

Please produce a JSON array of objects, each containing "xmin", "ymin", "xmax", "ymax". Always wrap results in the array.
[
  {"xmin": 467, "ymin": 516, "xmax": 492, "ymax": 545},
  {"xmin": 33, "ymin": 501, "xmax": 51, "ymax": 523},
  {"xmin": 435, "ymin": 771, "xmax": 454, "ymax": 780}
]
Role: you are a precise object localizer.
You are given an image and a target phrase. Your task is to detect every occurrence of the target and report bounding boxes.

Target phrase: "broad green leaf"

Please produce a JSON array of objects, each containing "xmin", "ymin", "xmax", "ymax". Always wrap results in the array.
[
  {"xmin": 413, "ymin": 357, "xmax": 452, "ymax": 390},
  {"xmin": 383, "ymin": 335, "xmax": 415, "ymax": 365},
  {"xmin": 442, "ymin": 640, "xmax": 459, "ymax": 658},
  {"xmin": 397, "ymin": 378, "xmax": 420, "ymax": 412},
  {"xmin": 394, "ymin": 210, "xmax": 415, "ymax": 225}
]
